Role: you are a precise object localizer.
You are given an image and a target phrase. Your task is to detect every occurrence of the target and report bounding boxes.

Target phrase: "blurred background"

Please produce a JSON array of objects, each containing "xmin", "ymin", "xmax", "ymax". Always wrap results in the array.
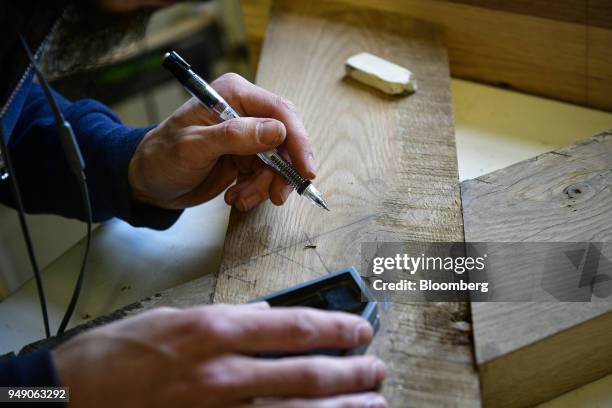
[
  {"xmin": 0, "ymin": 1, "xmax": 252, "ymax": 299},
  {"xmin": 53, "ymin": 1, "xmax": 253, "ymax": 124}
]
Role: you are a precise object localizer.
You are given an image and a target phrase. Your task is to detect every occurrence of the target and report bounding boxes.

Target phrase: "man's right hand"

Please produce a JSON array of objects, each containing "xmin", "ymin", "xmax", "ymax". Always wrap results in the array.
[{"xmin": 52, "ymin": 303, "xmax": 387, "ymax": 408}]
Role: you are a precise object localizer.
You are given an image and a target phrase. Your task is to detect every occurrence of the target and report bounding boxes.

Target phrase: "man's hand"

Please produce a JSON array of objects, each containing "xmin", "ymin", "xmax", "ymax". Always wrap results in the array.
[
  {"xmin": 128, "ymin": 73, "xmax": 316, "ymax": 211},
  {"xmin": 53, "ymin": 303, "xmax": 387, "ymax": 408}
]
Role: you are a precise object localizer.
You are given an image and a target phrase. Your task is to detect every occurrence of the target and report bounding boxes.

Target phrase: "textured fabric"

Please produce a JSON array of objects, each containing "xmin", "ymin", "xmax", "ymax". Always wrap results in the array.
[
  {"xmin": 0, "ymin": 349, "xmax": 65, "ymax": 407},
  {"xmin": 1, "ymin": 82, "xmax": 183, "ymax": 228},
  {"xmin": 0, "ymin": 84, "xmax": 181, "ymax": 229},
  {"xmin": 0, "ymin": 349, "xmax": 60, "ymax": 386}
]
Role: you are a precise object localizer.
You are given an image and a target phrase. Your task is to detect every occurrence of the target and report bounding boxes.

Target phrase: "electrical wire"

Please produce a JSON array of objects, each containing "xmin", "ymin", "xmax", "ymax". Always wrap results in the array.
[
  {"xmin": 57, "ymin": 181, "xmax": 91, "ymax": 335},
  {"xmin": 0, "ymin": 126, "xmax": 51, "ymax": 338},
  {"xmin": 18, "ymin": 35, "xmax": 92, "ymax": 336}
]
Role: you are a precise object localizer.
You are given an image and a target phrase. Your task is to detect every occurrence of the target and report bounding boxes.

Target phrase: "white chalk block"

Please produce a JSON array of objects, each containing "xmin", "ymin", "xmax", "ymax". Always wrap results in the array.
[{"xmin": 345, "ymin": 52, "xmax": 417, "ymax": 95}]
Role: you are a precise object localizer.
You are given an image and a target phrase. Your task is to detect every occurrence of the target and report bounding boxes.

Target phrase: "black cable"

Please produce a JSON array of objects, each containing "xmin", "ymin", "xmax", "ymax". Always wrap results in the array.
[
  {"xmin": 18, "ymin": 35, "xmax": 92, "ymax": 335},
  {"xmin": 57, "ymin": 181, "xmax": 91, "ymax": 335},
  {"xmin": 18, "ymin": 36, "xmax": 85, "ymax": 181},
  {"xmin": 0, "ymin": 126, "xmax": 51, "ymax": 338}
]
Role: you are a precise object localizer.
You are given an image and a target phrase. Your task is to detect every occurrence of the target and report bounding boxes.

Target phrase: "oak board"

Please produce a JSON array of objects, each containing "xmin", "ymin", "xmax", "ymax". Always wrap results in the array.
[
  {"xmin": 240, "ymin": 0, "xmax": 612, "ymax": 112},
  {"xmin": 214, "ymin": 1, "xmax": 479, "ymax": 406},
  {"xmin": 461, "ymin": 131, "xmax": 612, "ymax": 407}
]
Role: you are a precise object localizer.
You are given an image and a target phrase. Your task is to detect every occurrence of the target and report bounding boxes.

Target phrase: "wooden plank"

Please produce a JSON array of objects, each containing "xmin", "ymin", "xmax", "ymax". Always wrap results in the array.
[
  {"xmin": 216, "ymin": 1, "xmax": 479, "ymax": 406},
  {"xmin": 240, "ymin": 0, "xmax": 612, "ymax": 112},
  {"xmin": 588, "ymin": 27, "xmax": 612, "ymax": 111},
  {"xmin": 588, "ymin": 0, "xmax": 612, "ymax": 30},
  {"xmin": 461, "ymin": 131, "xmax": 612, "ymax": 407},
  {"xmin": 588, "ymin": 1, "xmax": 612, "ymax": 111},
  {"xmin": 446, "ymin": 0, "xmax": 588, "ymax": 25},
  {"xmin": 239, "ymin": 0, "xmax": 271, "ymax": 73}
]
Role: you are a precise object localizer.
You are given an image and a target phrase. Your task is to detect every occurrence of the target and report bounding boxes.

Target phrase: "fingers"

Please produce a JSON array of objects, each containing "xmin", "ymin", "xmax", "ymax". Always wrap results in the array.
[
  {"xmin": 238, "ymin": 392, "xmax": 388, "ymax": 408},
  {"xmin": 231, "ymin": 307, "xmax": 374, "ymax": 353},
  {"xmin": 196, "ymin": 117, "xmax": 286, "ymax": 158},
  {"xmin": 232, "ymin": 155, "xmax": 256, "ymax": 174},
  {"xmin": 193, "ymin": 116, "xmax": 290, "ymax": 210},
  {"xmin": 243, "ymin": 355, "xmax": 386, "ymax": 398},
  {"xmin": 211, "ymin": 73, "xmax": 316, "ymax": 179},
  {"xmin": 269, "ymin": 175, "xmax": 293, "ymax": 206},
  {"xmin": 185, "ymin": 306, "xmax": 374, "ymax": 354},
  {"xmin": 225, "ymin": 167, "xmax": 276, "ymax": 211},
  {"xmin": 175, "ymin": 156, "xmax": 238, "ymax": 207},
  {"xmin": 224, "ymin": 151, "xmax": 292, "ymax": 210},
  {"xmin": 197, "ymin": 355, "xmax": 385, "ymax": 402},
  {"xmin": 269, "ymin": 149, "xmax": 294, "ymax": 206}
]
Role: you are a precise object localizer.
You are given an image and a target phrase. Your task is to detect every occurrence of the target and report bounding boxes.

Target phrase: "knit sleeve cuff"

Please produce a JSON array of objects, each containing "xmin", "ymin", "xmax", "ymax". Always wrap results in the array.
[
  {"xmin": 104, "ymin": 124, "xmax": 184, "ymax": 230},
  {"xmin": 0, "ymin": 349, "xmax": 61, "ymax": 387}
]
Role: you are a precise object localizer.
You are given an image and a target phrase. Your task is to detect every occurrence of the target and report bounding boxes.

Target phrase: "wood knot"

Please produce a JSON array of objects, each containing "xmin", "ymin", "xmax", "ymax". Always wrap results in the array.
[{"xmin": 563, "ymin": 184, "xmax": 585, "ymax": 199}]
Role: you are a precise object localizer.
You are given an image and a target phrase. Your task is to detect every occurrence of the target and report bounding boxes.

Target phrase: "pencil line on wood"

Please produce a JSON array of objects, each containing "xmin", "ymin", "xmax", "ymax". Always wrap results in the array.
[{"xmin": 304, "ymin": 231, "xmax": 331, "ymax": 274}]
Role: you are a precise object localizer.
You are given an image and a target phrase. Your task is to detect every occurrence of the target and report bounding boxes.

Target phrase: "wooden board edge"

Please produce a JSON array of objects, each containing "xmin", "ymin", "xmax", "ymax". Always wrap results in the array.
[
  {"xmin": 240, "ymin": 0, "xmax": 612, "ymax": 112},
  {"xmin": 460, "ymin": 130, "xmax": 612, "ymax": 198},
  {"xmin": 479, "ymin": 310, "xmax": 612, "ymax": 408}
]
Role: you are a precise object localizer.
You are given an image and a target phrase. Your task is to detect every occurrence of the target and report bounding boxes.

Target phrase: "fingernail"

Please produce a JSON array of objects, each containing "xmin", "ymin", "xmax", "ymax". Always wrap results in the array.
[
  {"xmin": 355, "ymin": 322, "xmax": 373, "ymax": 344},
  {"xmin": 366, "ymin": 395, "xmax": 388, "ymax": 408},
  {"xmin": 306, "ymin": 152, "xmax": 316, "ymax": 178},
  {"xmin": 281, "ymin": 186, "xmax": 292, "ymax": 203},
  {"xmin": 239, "ymin": 194, "xmax": 260, "ymax": 211},
  {"xmin": 257, "ymin": 120, "xmax": 282, "ymax": 146},
  {"xmin": 372, "ymin": 359, "xmax": 386, "ymax": 383}
]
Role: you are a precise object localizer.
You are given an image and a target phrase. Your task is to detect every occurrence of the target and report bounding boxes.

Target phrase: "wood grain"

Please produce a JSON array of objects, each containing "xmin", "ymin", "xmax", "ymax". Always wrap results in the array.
[
  {"xmin": 588, "ymin": 27, "xmax": 612, "ymax": 111},
  {"xmin": 217, "ymin": 1, "xmax": 479, "ymax": 405},
  {"xmin": 461, "ymin": 131, "xmax": 612, "ymax": 407},
  {"xmin": 588, "ymin": 0, "xmax": 612, "ymax": 30},
  {"xmin": 240, "ymin": 0, "xmax": 612, "ymax": 112},
  {"xmin": 446, "ymin": 0, "xmax": 587, "ymax": 25}
]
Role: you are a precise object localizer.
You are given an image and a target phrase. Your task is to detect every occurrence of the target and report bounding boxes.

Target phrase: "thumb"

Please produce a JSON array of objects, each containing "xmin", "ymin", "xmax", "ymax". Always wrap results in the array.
[{"xmin": 197, "ymin": 117, "xmax": 286, "ymax": 157}]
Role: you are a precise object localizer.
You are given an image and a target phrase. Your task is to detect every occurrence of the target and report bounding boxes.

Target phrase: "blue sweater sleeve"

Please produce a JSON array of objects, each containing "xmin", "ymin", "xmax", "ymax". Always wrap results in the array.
[
  {"xmin": 0, "ymin": 350, "xmax": 59, "ymax": 386},
  {"xmin": 0, "ymin": 350, "xmax": 65, "ymax": 407},
  {"xmin": 0, "ymin": 84, "xmax": 182, "ymax": 230}
]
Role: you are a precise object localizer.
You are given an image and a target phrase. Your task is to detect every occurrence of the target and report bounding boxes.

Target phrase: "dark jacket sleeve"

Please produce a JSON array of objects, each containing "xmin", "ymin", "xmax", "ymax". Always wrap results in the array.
[
  {"xmin": 0, "ymin": 84, "xmax": 182, "ymax": 230},
  {"xmin": 0, "ymin": 350, "xmax": 59, "ymax": 386},
  {"xmin": 0, "ymin": 350, "xmax": 65, "ymax": 407}
]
